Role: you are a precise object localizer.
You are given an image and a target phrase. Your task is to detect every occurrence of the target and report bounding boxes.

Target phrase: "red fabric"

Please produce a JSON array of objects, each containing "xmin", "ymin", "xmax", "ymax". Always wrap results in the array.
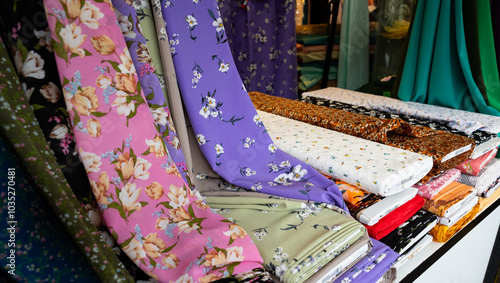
[{"xmin": 364, "ymin": 195, "xmax": 425, "ymax": 240}]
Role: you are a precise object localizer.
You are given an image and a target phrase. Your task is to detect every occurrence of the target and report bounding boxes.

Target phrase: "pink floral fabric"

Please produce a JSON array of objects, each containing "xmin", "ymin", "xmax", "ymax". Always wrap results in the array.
[
  {"xmin": 413, "ymin": 169, "xmax": 461, "ymax": 200},
  {"xmin": 456, "ymin": 147, "xmax": 498, "ymax": 176},
  {"xmin": 43, "ymin": 0, "xmax": 264, "ymax": 281}
]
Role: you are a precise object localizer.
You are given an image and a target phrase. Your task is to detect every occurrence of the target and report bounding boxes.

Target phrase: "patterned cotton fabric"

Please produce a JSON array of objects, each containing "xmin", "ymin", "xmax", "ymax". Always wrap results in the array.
[
  {"xmin": 205, "ymin": 196, "xmax": 367, "ymax": 283},
  {"xmin": 414, "ymin": 169, "xmax": 462, "ymax": 200},
  {"xmin": 458, "ymin": 158, "xmax": 500, "ymax": 197},
  {"xmin": 456, "ymin": 148, "xmax": 498, "ymax": 176},
  {"xmin": 258, "ymin": 110, "xmax": 433, "ymax": 196},
  {"xmin": 422, "ymin": 182, "xmax": 477, "ymax": 217},
  {"xmin": 251, "ymin": 91, "xmax": 475, "ymax": 182},
  {"xmin": 303, "ymin": 87, "xmax": 500, "ymax": 134},
  {"xmin": 335, "ymin": 180, "xmax": 371, "ymax": 204},
  {"xmin": 430, "ymin": 204, "xmax": 480, "ymax": 243},
  {"xmin": 43, "ymin": 0, "xmax": 265, "ymax": 281}
]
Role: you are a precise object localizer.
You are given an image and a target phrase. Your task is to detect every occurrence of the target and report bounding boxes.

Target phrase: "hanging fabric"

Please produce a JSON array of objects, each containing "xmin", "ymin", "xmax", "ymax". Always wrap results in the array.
[
  {"xmin": 0, "ymin": 37, "xmax": 133, "ymax": 282},
  {"xmin": 217, "ymin": 0, "xmax": 298, "ymax": 99},
  {"xmin": 160, "ymin": 0, "xmax": 347, "ymax": 210},
  {"xmin": 43, "ymin": 0, "xmax": 265, "ymax": 281}
]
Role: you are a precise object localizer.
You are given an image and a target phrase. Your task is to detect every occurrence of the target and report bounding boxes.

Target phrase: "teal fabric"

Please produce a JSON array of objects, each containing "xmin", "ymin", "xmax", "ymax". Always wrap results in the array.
[
  {"xmin": 337, "ymin": 0, "xmax": 370, "ymax": 90},
  {"xmin": 398, "ymin": 0, "xmax": 500, "ymax": 117}
]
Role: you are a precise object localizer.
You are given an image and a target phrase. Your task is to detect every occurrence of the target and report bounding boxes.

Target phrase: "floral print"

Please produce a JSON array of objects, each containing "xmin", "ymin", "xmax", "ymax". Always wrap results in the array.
[
  {"xmin": 43, "ymin": 0, "xmax": 264, "ymax": 281},
  {"xmin": 160, "ymin": 0, "xmax": 347, "ymax": 211}
]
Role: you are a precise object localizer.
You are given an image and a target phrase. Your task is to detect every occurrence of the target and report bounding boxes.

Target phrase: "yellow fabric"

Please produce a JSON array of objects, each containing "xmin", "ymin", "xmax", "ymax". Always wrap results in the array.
[{"xmin": 429, "ymin": 204, "xmax": 480, "ymax": 243}]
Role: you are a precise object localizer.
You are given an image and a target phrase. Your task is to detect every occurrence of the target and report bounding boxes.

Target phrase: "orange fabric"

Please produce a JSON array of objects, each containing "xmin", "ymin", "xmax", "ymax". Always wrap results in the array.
[
  {"xmin": 422, "ymin": 182, "xmax": 476, "ymax": 217},
  {"xmin": 430, "ymin": 204, "xmax": 480, "ymax": 243}
]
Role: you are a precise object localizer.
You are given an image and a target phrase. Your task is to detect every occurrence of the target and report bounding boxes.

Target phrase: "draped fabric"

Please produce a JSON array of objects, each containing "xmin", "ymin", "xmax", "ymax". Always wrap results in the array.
[
  {"xmin": 205, "ymin": 196, "xmax": 367, "ymax": 283},
  {"xmin": 217, "ymin": 0, "xmax": 298, "ymax": 99},
  {"xmin": 413, "ymin": 169, "xmax": 461, "ymax": 200},
  {"xmin": 250, "ymin": 91, "xmax": 475, "ymax": 182},
  {"xmin": 422, "ymin": 182, "xmax": 477, "ymax": 218},
  {"xmin": 160, "ymin": 0, "xmax": 347, "ymax": 211},
  {"xmin": 303, "ymin": 87, "xmax": 500, "ymax": 134},
  {"xmin": 0, "ymin": 37, "xmax": 133, "ymax": 282},
  {"xmin": 429, "ymin": 204, "xmax": 480, "ymax": 243},
  {"xmin": 337, "ymin": 0, "xmax": 370, "ymax": 90},
  {"xmin": 0, "ymin": 138, "xmax": 99, "ymax": 282},
  {"xmin": 257, "ymin": 110, "xmax": 433, "ymax": 196},
  {"xmin": 397, "ymin": 0, "xmax": 500, "ymax": 116},
  {"xmin": 331, "ymin": 239, "xmax": 399, "ymax": 283},
  {"xmin": 43, "ymin": 0, "xmax": 265, "ymax": 281}
]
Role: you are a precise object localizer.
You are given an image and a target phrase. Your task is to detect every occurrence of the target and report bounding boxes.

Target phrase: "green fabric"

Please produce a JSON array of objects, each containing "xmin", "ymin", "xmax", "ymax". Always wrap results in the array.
[
  {"xmin": 298, "ymin": 64, "xmax": 338, "ymax": 90},
  {"xmin": 205, "ymin": 196, "xmax": 365, "ymax": 283},
  {"xmin": 0, "ymin": 39, "xmax": 134, "ymax": 283},
  {"xmin": 296, "ymin": 35, "xmax": 330, "ymax": 46},
  {"xmin": 135, "ymin": 3, "xmax": 170, "ymax": 107},
  {"xmin": 477, "ymin": 0, "xmax": 500, "ymax": 111},
  {"xmin": 299, "ymin": 50, "xmax": 339, "ymax": 63},
  {"xmin": 337, "ymin": 0, "xmax": 370, "ymax": 90}
]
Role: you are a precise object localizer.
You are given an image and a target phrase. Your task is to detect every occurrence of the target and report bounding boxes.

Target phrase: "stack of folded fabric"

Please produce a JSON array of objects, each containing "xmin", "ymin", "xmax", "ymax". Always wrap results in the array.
[
  {"xmin": 256, "ymin": 110, "xmax": 433, "ymax": 196},
  {"xmin": 250, "ymin": 91, "xmax": 475, "ymax": 182},
  {"xmin": 301, "ymin": 95, "xmax": 500, "ymax": 159},
  {"xmin": 204, "ymin": 196, "xmax": 369, "ymax": 283}
]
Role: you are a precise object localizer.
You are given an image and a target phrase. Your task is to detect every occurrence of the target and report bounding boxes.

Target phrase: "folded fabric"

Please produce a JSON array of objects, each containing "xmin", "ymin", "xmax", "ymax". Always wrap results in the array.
[
  {"xmin": 257, "ymin": 110, "xmax": 433, "ymax": 196},
  {"xmin": 365, "ymin": 195, "xmax": 425, "ymax": 240},
  {"xmin": 413, "ymin": 169, "xmax": 462, "ymax": 200},
  {"xmin": 439, "ymin": 196, "xmax": 479, "ymax": 227},
  {"xmin": 422, "ymin": 182, "xmax": 477, "ymax": 217},
  {"xmin": 332, "ymin": 239, "xmax": 400, "ymax": 283},
  {"xmin": 347, "ymin": 194, "xmax": 385, "ymax": 219},
  {"xmin": 302, "ymin": 96, "xmax": 498, "ymax": 152},
  {"xmin": 355, "ymin": 188, "xmax": 419, "ymax": 226},
  {"xmin": 478, "ymin": 182, "xmax": 500, "ymax": 211},
  {"xmin": 204, "ymin": 196, "xmax": 367, "ymax": 283},
  {"xmin": 456, "ymin": 147, "xmax": 498, "ymax": 176},
  {"xmin": 379, "ymin": 210, "xmax": 438, "ymax": 254},
  {"xmin": 430, "ymin": 204, "xmax": 480, "ymax": 243},
  {"xmin": 251, "ymin": 92, "xmax": 474, "ymax": 182},
  {"xmin": 458, "ymin": 158, "xmax": 500, "ymax": 197},
  {"xmin": 469, "ymin": 137, "xmax": 500, "ymax": 160},
  {"xmin": 392, "ymin": 234, "xmax": 434, "ymax": 269},
  {"xmin": 335, "ymin": 180, "xmax": 371, "ymax": 204},
  {"xmin": 299, "ymin": 50, "xmax": 339, "ymax": 63},
  {"xmin": 302, "ymin": 87, "xmax": 500, "ymax": 134}
]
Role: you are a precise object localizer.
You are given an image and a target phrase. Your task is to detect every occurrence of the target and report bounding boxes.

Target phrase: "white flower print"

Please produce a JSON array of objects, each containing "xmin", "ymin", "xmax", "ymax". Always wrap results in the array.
[
  {"xmin": 199, "ymin": 106, "xmax": 210, "ymax": 118},
  {"xmin": 288, "ymin": 165, "xmax": 307, "ymax": 181},
  {"xmin": 186, "ymin": 15, "xmax": 197, "ymax": 28},
  {"xmin": 14, "ymin": 50, "xmax": 45, "ymax": 79},
  {"xmin": 80, "ymin": 1, "xmax": 104, "ymax": 29},
  {"xmin": 268, "ymin": 143, "xmax": 277, "ymax": 153},
  {"xmin": 218, "ymin": 61, "xmax": 230, "ymax": 73},
  {"xmin": 150, "ymin": 107, "xmax": 168, "ymax": 126},
  {"xmin": 213, "ymin": 17, "xmax": 224, "ymax": 32},
  {"xmin": 79, "ymin": 148, "xmax": 101, "ymax": 172},
  {"xmin": 251, "ymin": 183, "xmax": 262, "ymax": 191},
  {"xmin": 116, "ymin": 9, "xmax": 137, "ymax": 38},
  {"xmin": 280, "ymin": 160, "xmax": 290, "ymax": 168},
  {"xmin": 132, "ymin": 0, "xmax": 149, "ymax": 9},
  {"xmin": 215, "ymin": 144, "xmax": 224, "ymax": 156},
  {"xmin": 112, "ymin": 91, "xmax": 135, "ymax": 116},
  {"xmin": 196, "ymin": 134, "xmax": 207, "ymax": 145},
  {"xmin": 274, "ymin": 173, "xmax": 289, "ymax": 184}
]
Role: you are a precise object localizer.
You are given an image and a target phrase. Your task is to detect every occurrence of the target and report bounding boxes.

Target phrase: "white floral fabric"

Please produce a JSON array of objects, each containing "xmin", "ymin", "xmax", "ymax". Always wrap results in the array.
[{"xmin": 257, "ymin": 110, "xmax": 434, "ymax": 196}]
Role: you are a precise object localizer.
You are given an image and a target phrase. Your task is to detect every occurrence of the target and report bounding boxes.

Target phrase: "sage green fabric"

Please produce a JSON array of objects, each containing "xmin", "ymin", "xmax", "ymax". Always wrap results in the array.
[{"xmin": 205, "ymin": 196, "xmax": 366, "ymax": 283}]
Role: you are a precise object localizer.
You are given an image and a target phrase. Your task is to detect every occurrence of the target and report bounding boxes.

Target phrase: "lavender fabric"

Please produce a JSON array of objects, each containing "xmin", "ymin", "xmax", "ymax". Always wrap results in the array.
[
  {"xmin": 332, "ymin": 238, "xmax": 399, "ymax": 283},
  {"xmin": 160, "ymin": 0, "xmax": 347, "ymax": 211},
  {"xmin": 217, "ymin": 0, "xmax": 298, "ymax": 99},
  {"xmin": 112, "ymin": 0, "xmax": 192, "ymax": 187}
]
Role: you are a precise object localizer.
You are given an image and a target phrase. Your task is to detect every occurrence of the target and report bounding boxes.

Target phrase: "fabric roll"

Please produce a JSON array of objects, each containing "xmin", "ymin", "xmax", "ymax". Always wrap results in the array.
[
  {"xmin": 379, "ymin": 210, "xmax": 438, "ymax": 254},
  {"xmin": 413, "ymin": 168, "xmax": 461, "ymax": 200},
  {"xmin": 438, "ymin": 196, "xmax": 479, "ymax": 227},
  {"xmin": 302, "ymin": 95, "xmax": 498, "ymax": 151},
  {"xmin": 160, "ymin": 0, "xmax": 348, "ymax": 210},
  {"xmin": 112, "ymin": 0, "xmax": 192, "ymax": 188},
  {"xmin": 356, "ymin": 188, "xmax": 419, "ymax": 226},
  {"xmin": 456, "ymin": 147, "xmax": 498, "ymax": 176},
  {"xmin": 43, "ymin": 0, "xmax": 265, "ymax": 281},
  {"xmin": 251, "ymin": 91, "xmax": 474, "ymax": 182},
  {"xmin": 331, "ymin": 239, "xmax": 400, "ymax": 283},
  {"xmin": 458, "ymin": 158, "xmax": 500, "ymax": 197},
  {"xmin": 303, "ymin": 87, "xmax": 500, "ymax": 134},
  {"xmin": 218, "ymin": 0, "xmax": 298, "ymax": 99},
  {"xmin": 429, "ymin": 204, "xmax": 480, "ymax": 243},
  {"xmin": 365, "ymin": 195, "xmax": 425, "ymax": 240},
  {"xmin": 204, "ymin": 196, "xmax": 367, "ymax": 283},
  {"xmin": 335, "ymin": 180, "xmax": 370, "ymax": 205},
  {"xmin": 0, "ymin": 36, "xmax": 133, "ymax": 282},
  {"xmin": 257, "ymin": 110, "xmax": 433, "ymax": 196},
  {"xmin": 0, "ymin": 139, "xmax": 99, "ymax": 282},
  {"xmin": 422, "ymin": 182, "xmax": 477, "ymax": 218}
]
